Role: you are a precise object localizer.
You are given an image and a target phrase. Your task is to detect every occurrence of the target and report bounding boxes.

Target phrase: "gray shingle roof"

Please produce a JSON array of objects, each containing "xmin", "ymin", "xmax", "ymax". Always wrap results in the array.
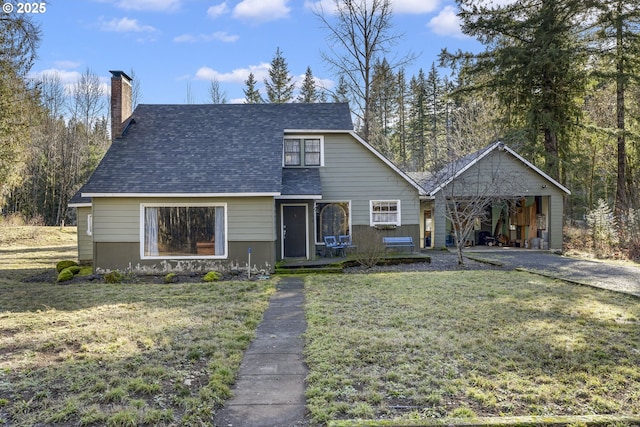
[
  {"xmin": 281, "ymin": 168, "xmax": 322, "ymax": 196},
  {"xmin": 82, "ymin": 103, "xmax": 353, "ymax": 195}
]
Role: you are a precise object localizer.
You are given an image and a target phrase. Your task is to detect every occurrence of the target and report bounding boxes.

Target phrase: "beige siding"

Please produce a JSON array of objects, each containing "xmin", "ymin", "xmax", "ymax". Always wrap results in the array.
[
  {"xmin": 320, "ymin": 134, "xmax": 420, "ymax": 225},
  {"xmin": 432, "ymin": 149, "xmax": 567, "ymax": 249},
  {"xmin": 76, "ymin": 206, "xmax": 93, "ymax": 262},
  {"xmin": 93, "ymin": 196, "xmax": 275, "ymax": 244}
]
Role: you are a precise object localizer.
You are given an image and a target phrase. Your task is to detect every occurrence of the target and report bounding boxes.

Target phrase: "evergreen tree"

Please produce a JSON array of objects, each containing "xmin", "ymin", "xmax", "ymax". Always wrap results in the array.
[
  {"xmin": 264, "ymin": 47, "xmax": 295, "ymax": 103},
  {"xmin": 298, "ymin": 66, "xmax": 319, "ymax": 103},
  {"xmin": 0, "ymin": 13, "xmax": 41, "ymax": 203},
  {"xmin": 394, "ymin": 68, "xmax": 408, "ymax": 167},
  {"xmin": 332, "ymin": 74, "xmax": 350, "ymax": 103},
  {"xmin": 370, "ymin": 59, "xmax": 398, "ymax": 158},
  {"xmin": 243, "ymin": 72, "xmax": 263, "ymax": 104},
  {"xmin": 442, "ymin": 0, "xmax": 589, "ymax": 182},
  {"xmin": 425, "ymin": 63, "xmax": 447, "ymax": 170},
  {"xmin": 407, "ymin": 69, "xmax": 428, "ymax": 171},
  {"xmin": 589, "ymin": 0, "xmax": 640, "ymax": 213}
]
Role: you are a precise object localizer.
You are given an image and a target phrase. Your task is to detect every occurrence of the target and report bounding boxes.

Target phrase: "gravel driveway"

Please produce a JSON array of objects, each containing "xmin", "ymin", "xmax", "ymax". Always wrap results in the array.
[
  {"xmin": 346, "ymin": 249, "xmax": 640, "ymax": 298},
  {"xmin": 465, "ymin": 248, "xmax": 640, "ymax": 297}
]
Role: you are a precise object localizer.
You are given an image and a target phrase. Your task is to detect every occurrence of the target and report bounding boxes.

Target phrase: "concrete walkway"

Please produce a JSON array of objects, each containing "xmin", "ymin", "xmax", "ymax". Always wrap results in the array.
[{"xmin": 213, "ymin": 277, "xmax": 309, "ymax": 427}]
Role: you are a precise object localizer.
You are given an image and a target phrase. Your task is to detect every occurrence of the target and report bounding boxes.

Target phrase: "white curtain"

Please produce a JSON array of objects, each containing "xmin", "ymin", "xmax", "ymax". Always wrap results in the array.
[
  {"xmin": 215, "ymin": 207, "xmax": 225, "ymax": 256},
  {"xmin": 145, "ymin": 207, "xmax": 159, "ymax": 256}
]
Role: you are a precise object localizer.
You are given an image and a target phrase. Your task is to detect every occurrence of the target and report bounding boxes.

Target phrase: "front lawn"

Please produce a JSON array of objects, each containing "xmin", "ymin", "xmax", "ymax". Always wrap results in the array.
[
  {"xmin": 0, "ymin": 237, "xmax": 275, "ymax": 426},
  {"xmin": 304, "ymin": 271, "xmax": 640, "ymax": 424}
]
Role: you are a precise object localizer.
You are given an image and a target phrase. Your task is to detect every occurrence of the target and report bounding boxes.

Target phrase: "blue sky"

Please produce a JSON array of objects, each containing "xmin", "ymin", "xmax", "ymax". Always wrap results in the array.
[{"xmin": 30, "ymin": 0, "xmax": 482, "ymax": 105}]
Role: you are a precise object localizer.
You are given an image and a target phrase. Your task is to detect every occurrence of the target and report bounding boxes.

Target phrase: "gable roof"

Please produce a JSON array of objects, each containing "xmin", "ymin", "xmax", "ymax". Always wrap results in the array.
[
  {"xmin": 81, "ymin": 103, "xmax": 353, "ymax": 197},
  {"xmin": 410, "ymin": 141, "xmax": 571, "ymax": 197}
]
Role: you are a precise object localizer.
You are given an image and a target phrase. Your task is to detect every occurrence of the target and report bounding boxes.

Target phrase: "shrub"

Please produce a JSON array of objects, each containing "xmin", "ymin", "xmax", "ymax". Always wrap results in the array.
[
  {"xmin": 56, "ymin": 260, "xmax": 79, "ymax": 273},
  {"xmin": 164, "ymin": 273, "xmax": 178, "ymax": 284},
  {"xmin": 586, "ymin": 199, "xmax": 618, "ymax": 257},
  {"xmin": 203, "ymin": 271, "xmax": 222, "ymax": 282},
  {"xmin": 351, "ymin": 227, "xmax": 386, "ymax": 268},
  {"xmin": 57, "ymin": 268, "xmax": 75, "ymax": 283},
  {"xmin": 104, "ymin": 270, "xmax": 124, "ymax": 284},
  {"xmin": 68, "ymin": 266, "xmax": 82, "ymax": 274}
]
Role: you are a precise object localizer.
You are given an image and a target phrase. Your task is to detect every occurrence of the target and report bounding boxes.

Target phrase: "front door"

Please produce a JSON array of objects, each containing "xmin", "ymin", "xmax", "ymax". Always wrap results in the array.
[{"xmin": 282, "ymin": 205, "xmax": 307, "ymax": 258}]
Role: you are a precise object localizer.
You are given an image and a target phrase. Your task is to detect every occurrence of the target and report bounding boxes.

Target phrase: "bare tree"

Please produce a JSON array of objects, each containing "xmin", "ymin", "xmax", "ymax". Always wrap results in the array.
[
  {"xmin": 185, "ymin": 80, "xmax": 195, "ymax": 104},
  {"xmin": 434, "ymin": 101, "xmax": 525, "ymax": 264},
  {"xmin": 313, "ymin": 0, "xmax": 414, "ymax": 140},
  {"xmin": 207, "ymin": 78, "xmax": 227, "ymax": 104},
  {"xmin": 129, "ymin": 68, "xmax": 143, "ymax": 110}
]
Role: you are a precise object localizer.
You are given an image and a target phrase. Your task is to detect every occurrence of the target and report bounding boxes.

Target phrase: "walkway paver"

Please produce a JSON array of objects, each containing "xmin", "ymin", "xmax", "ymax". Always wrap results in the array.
[{"xmin": 213, "ymin": 277, "xmax": 308, "ymax": 427}]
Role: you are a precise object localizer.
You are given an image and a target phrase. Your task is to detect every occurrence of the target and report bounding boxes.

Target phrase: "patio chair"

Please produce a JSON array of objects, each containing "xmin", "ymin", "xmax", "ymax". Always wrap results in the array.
[
  {"xmin": 323, "ymin": 235, "xmax": 345, "ymax": 257},
  {"xmin": 338, "ymin": 235, "xmax": 356, "ymax": 253}
]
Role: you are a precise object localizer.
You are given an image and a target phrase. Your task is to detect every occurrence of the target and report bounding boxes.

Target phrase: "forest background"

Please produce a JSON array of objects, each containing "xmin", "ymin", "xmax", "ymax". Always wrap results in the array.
[{"xmin": 1, "ymin": 0, "xmax": 639, "ymax": 256}]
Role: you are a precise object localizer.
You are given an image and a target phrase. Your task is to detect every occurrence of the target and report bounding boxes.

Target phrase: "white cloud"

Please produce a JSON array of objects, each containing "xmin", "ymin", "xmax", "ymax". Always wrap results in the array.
[
  {"xmin": 305, "ymin": 0, "xmax": 438, "ymax": 15},
  {"xmin": 173, "ymin": 31, "xmax": 239, "ymax": 43},
  {"xmin": 99, "ymin": 17, "xmax": 157, "ymax": 33},
  {"xmin": 31, "ymin": 68, "xmax": 82, "ymax": 86},
  {"xmin": 194, "ymin": 63, "xmax": 270, "ymax": 84},
  {"xmin": 393, "ymin": 0, "xmax": 440, "ymax": 14},
  {"xmin": 111, "ymin": 0, "xmax": 181, "ymax": 12},
  {"xmin": 233, "ymin": 0, "xmax": 291, "ymax": 22},
  {"xmin": 427, "ymin": 5, "xmax": 468, "ymax": 39},
  {"xmin": 53, "ymin": 60, "xmax": 81, "ymax": 70},
  {"xmin": 207, "ymin": 2, "xmax": 229, "ymax": 18}
]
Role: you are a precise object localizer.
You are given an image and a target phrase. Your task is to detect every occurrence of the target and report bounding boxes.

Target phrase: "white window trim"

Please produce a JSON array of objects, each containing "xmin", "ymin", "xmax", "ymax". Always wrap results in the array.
[
  {"xmin": 139, "ymin": 202, "xmax": 228, "ymax": 260},
  {"xmin": 283, "ymin": 135, "xmax": 324, "ymax": 167},
  {"xmin": 86, "ymin": 214, "xmax": 93, "ymax": 236},
  {"xmin": 370, "ymin": 200, "xmax": 401, "ymax": 227},
  {"xmin": 313, "ymin": 200, "xmax": 352, "ymax": 244}
]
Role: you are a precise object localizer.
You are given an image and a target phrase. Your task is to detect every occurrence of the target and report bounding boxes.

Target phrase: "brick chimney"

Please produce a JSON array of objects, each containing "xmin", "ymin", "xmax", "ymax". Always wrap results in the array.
[{"xmin": 109, "ymin": 70, "xmax": 132, "ymax": 140}]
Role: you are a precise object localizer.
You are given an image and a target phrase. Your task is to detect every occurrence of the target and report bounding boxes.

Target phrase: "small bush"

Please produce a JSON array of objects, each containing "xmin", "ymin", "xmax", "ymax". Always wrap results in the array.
[
  {"xmin": 104, "ymin": 270, "xmax": 124, "ymax": 284},
  {"xmin": 56, "ymin": 260, "xmax": 79, "ymax": 273},
  {"xmin": 351, "ymin": 227, "xmax": 386, "ymax": 268},
  {"xmin": 203, "ymin": 271, "xmax": 222, "ymax": 282},
  {"xmin": 57, "ymin": 268, "xmax": 75, "ymax": 283},
  {"xmin": 68, "ymin": 266, "xmax": 82, "ymax": 274},
  {"xmin": 586, "ymin": 199, "xmax": 618, "ymax": 257},
  {"xmin": 164, "ymin": 273, "xmax": 178, "ymax": 284}
]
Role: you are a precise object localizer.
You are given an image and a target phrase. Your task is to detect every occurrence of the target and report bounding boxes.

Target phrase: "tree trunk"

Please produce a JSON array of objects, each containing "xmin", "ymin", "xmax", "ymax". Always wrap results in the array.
[{"xmin": 614, "ymin": 2, "xmax": 627, "ymax": 216}]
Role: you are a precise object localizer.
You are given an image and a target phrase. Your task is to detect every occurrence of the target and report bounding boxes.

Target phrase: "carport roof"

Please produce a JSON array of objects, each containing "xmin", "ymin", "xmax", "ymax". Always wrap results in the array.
[{"xmin": 409, "ymin": 141, "xmax": 571, "ymax": 197}]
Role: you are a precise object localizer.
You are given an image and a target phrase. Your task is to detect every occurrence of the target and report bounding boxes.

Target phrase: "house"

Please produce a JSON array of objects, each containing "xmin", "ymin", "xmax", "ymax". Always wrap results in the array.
[
  {"xmin": 69, "ymin": 70, "xmax": 425, "ymax": 273},
  {"xmin": 410, "ymin": 142, "xmax": 571, "ymax": 251}
]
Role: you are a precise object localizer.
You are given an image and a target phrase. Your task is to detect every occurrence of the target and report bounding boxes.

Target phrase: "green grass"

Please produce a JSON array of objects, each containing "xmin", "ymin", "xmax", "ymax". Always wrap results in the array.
[
  {"xmin": 304, "ymin": 271, "xmax": 640, "ymax": 424},
  {"xmin": 0, "ymin": 231, "xmax": 276, "ymax": 426}
]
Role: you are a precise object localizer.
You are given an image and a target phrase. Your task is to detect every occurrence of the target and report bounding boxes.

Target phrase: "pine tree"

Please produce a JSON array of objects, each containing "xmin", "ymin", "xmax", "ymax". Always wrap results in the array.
[
  {"xmin": 0, "ymin": 13, "xmax": 41, "ymax": 203},
  {"xmin": 332, "ymin": 74, "xmax": 350, "ymax": 103},
  {"xmin": 264, "ymin": 47, "xmax": 295, "ymax": 103},
  {"xmin": 589, "ymin": 0, "xmax": 640, "ymax": 213},
  {"xmin": 298, "ymin": 67, "xmax": 318, "ymax": 103},
  {"xmin": 243, "ymin": 72, "xmax": 263, "ymax": 104},
  {"xmin": 442, "ymin": 0, "xmax": 589, "ymax": 182},
  {"xmin": 407, "ymin": 69, "xmax": 428, "ymax": 171}
]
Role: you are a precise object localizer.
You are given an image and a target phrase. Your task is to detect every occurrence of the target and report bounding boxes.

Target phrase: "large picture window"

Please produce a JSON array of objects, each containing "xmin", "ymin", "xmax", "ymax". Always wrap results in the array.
[
  {"xmin": 370, "ymin": 200, "xmax": 400, "ymax": 226},
  {"xmin": 142, "ymin": 204, "xmax": 226, "ymax": 258},
  {"xmin": 315, "ymin": 202, "xmax": 350, "ymax": 243}
]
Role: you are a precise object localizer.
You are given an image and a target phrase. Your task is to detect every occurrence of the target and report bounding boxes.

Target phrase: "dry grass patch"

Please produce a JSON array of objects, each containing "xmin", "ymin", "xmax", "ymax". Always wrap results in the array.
[
  {"xmin": 304, "ymin": 271, "xmax": 640, "ymax": 424},
  {"xmin": 0, "ymin": 237, "xmax": 275, "ymax": 426}
]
